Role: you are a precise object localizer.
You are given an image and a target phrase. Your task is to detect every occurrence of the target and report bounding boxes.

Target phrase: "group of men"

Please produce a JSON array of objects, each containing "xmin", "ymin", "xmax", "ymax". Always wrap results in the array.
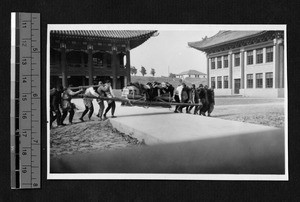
[
  {"xmin": 50, "ymin": 78, "xmax": 215, "ymax": 128},
  {"xmin": 50, "ymin": 80, "xmax": 116, "ymax": 128},
  {"xmin": 126, "ymin": 79, "xmax": 215, "ymax": 116},
  {"xmin": 127, "ymin": 81, "xmax": 174, "ymax": 101},
  {"xmin": 172, "ymin": 80, "xmax": 215, "ymax": 116}
]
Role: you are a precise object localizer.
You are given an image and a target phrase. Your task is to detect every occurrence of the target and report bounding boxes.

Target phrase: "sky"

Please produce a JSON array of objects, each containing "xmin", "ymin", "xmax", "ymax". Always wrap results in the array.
[{"xmin": 130, "ymin": 30, "xmax": 219, "ymax": 77}]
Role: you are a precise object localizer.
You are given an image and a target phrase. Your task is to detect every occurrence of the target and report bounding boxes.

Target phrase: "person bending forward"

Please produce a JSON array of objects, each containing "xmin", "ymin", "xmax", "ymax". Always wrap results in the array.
[
  {"xmin": 103, "ymin": 80, "xmax": 116, "ymax": 120},
  {"xmin": 79, "ymin": 85, "xmax": 100, "ymax": 122},
  {"xmin": 60, "ymin": 85, "xmax": 83, "ymax": 125}
]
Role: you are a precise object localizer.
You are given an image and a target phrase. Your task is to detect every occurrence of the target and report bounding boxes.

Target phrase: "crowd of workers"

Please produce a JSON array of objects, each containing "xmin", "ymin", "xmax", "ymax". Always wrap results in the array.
[
  {"xmin": 127, "ymin": 79, "xmax": 215, "ymax": 116},
  {"xmin": 50, "ymin": 80, "xmax": 116, "ymax": 127},
  {"xmin": 172, "ymin": 80, "xmax": 215, "ymax": 116},
  {"xmin": 50, "ymin": 79, "xmax": 215, "ymax": 128}
]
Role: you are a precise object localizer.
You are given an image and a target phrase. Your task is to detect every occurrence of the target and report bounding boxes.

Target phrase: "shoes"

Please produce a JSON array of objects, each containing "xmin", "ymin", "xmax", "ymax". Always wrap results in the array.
[
  {"xmin": 111, "ymin": 116, "xmax": 117, "ymax": 118},
  {"xmin": 79, "ymin": 117, "xmax": 84, "ymax": 122},
  {"xmin": 174, "ymin": 110, "xmax": 178, "ymax": 113},
  {"xmin": 96, "ymin": 114, "xmax": 100, "ymax": 118},
  {"xmin": 60, "ymin": 123, "xmax": 66, "ymax": 126}
]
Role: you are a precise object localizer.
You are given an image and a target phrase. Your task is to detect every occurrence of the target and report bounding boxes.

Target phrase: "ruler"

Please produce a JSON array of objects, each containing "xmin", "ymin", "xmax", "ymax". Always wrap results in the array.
[{"xmin": 11, "ymin": 12, "xmax": 41, "ymax": 189}]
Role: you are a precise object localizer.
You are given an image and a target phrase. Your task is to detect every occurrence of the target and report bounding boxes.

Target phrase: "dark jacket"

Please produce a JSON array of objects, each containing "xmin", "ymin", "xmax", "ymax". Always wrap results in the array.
[
  {"xmin": 181, "ymin": 86, "xmax": 190, "ymax": 102},
  {"xmin": 198, "ymin": 88, "xmax": 206, "ymax": 100},
  {"xmin": 50, "ymin": 89, "xmax": 62, "ymax": 111},
  {"xmin": 207, "ymin": 89, "xmax": 215, "ymax": 104}
]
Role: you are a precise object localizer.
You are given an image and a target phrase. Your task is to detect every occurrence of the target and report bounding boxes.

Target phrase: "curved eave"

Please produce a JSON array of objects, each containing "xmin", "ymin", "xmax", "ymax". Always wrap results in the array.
[
  {"xmin": 188, "ymin": 31, "xmax": 267, "ymax": 53},
  {"xmin": 51, "ymin": 30, "xmax": 158, "ymax": 50},
  {"xmin": 129, "ymin": 31, "xmax": 158, "ymax": 50}
]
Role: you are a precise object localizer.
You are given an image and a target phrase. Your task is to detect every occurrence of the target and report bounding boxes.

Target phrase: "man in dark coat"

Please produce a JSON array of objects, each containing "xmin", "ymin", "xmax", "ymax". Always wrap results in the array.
[
  {"xmin": 50, "ymin": 85, "xmax": 63, "ymax": 127},
  {"xmin": 198, "ymin": 84, "xmax": 208, "ymax": 116},
  {"xmin": 188, "ymin": 84, "xmax": 201, "ymax": 114},
  {"xmin": 206, "ymin": 87, "xmax": 215, "ymax": 116}
]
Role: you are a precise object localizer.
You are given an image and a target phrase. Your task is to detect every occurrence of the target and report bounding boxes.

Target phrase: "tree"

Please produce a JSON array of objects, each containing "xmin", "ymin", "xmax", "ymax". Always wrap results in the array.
[
  {"xmin": 169, "ymin": 73, "xmax": 176, "ymax": 78},
  {"xmin": 150, "ymin": 68, "xmax": 156, "ymax": 76},
  {"xmin": 140, "ymin": 66, "xmax": 147, "ymax": 76},
  {"xmin": 130, "ymin": 66, "xmax": 137, "ymax": 76}
]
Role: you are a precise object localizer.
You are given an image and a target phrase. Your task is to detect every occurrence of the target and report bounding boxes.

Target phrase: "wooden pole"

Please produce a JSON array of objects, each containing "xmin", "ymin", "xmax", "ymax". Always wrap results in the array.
[{"xmin": 72, "ymin": 95, "xmax": 202, "ymax": 107}]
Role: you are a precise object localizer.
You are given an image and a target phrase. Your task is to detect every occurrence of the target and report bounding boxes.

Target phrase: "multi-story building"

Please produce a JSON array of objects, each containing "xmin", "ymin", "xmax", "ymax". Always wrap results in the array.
[
  {"xmin": 188, "ymin": 31, "xmax": 285, "ymax": 97},
  {"xmin": 50, "ymin": 30, "xmax": 158, "ymax": 89}
]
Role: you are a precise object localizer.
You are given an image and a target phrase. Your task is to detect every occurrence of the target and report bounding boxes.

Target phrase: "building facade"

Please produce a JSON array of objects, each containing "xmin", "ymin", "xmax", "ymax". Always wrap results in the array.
[
  {"xmin": 176, "ymin": 69, "xmax": 206, "ymax": 79},
  {"xmin": 50, "ymin": 30, "xmax": 157, "ymax": 89},
  {"xmin": 188, "ymin": 31, "xmax": 284, "ymax": 97}
]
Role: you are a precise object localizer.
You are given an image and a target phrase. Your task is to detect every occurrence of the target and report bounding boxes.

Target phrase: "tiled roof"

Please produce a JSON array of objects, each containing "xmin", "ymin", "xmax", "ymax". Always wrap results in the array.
[
  {"xmin": 188, "ymin": 31, "xmax": 266, "ymax": 50},
  {"xmin": 51, "ymin": 30, "xmax": 158, "ymax": 39},
  {"xmin": 178, "ymin": 69, "xmax": 206, "ymax": 75}
]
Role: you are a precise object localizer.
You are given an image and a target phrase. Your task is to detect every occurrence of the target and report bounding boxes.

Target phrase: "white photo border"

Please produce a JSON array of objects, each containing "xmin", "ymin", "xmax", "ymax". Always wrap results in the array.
[{"xmin": 47, "ymin": 24, "xmax": 288, "ymax": 180}]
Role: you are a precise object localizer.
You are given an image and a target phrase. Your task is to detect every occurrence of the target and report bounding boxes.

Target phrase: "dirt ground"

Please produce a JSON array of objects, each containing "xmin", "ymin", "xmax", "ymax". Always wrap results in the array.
[
  {"xmin": 210, "ymin": 97, "xmax": 285, "ymax": 128},
  {"xmin": 212, "ymin": 102, "xmax": 285, "ymax": 128},
  {"xmin": 50, "ymin": 120, "xmax": 143, "ymax": 158}
]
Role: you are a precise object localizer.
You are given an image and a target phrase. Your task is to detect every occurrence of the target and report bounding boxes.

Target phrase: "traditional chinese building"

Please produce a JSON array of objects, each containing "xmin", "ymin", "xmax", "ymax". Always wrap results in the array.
[
  {"xmin": 188, "ymin": 31, "xmax": 284, "ymax": 97},
  {"xmin": 50, "ymin": 30, "xmax": 158, "ymax": 89}
]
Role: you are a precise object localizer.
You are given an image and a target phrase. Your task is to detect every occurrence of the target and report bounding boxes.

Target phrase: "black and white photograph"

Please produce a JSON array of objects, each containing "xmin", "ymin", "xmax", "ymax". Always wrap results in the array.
[{"xmin": 47, "ymin": 25, "xmax": 287, "ymax": 180}]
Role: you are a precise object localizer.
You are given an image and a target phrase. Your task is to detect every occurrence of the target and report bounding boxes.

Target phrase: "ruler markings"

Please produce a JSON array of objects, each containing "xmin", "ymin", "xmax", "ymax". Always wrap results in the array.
[{"xmin": 11, "ymin": 12, "xmax": 40, "ymax": 189}]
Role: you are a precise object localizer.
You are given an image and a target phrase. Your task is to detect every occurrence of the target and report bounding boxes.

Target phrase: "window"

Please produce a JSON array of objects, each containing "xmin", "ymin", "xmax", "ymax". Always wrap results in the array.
[
  {"xmin": 93, "ymin": 58, "xmax": 103, "ymax": 66},
  {"xmin": 223, "ymin": 76, "xmax": 228, "ymax": 88},
  {"xmin": 256, "ymin": 49, "xmax": 263, "ymax": 64},
  {"xmin": 223, "ymin": 55, "xmax": 228, "ymax": 68},
  {"xmin": 266, "ymin": 72, "xmax": 273, "ymax": 88},
  {"xmin": 217, "ymin": 57, "xmax": 222, "ymax": 68},
  {"xmin": 266, "ymin": 47, "xmax": 273, "ymax": 62},
  {"xmin": 247, "ymin": 74, "xmax": 253, "ymax": 88},
  {"xmin": 234, "ymin": 53, "xmax": 240, "ymax": 66},
  {"xmin": 211, "ymin": 77, "xmax": 215, "ymax": 88},
  {"xmin": 211, "ymin": 58, "xmax": 215, "ymax": 69},
  {"xmin": 247, "ymin": 51, "xmax": 253, "ymax": 65},
  {"xmin": 217, "ymin": 76, "xmax": 222, "ymax": 89},
  {"xmin": 256, "ymin": 73, "xmax": 263, "ymax": 88}
]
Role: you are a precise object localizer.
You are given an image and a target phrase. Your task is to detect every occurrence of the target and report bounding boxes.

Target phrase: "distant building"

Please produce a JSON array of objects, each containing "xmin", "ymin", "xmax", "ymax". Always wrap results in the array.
[
  {"xmin": 188, "ymin": 31, "xmax": 284, "ymax": 97},
  {"xmin": 50, "ymin": 30, "xmax": 158, "ymax": 89},
  {"xmin": 176, "ymin": 69, "xmax": 206, "ymax": 79}
]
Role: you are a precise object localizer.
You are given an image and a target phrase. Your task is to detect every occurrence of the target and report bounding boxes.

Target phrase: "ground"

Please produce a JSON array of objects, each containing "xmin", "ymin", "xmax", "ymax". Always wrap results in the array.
[
  {"xmin": 212, "ymin": 98, "xmax": 285, "ymax": 128},
  {"xmin": 50, "ymin": 97, "xmax": 285, "ymax": 157},
  {"xmin": 50, "ymin": 119, "xmax": 143, "ymax": 158}
]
